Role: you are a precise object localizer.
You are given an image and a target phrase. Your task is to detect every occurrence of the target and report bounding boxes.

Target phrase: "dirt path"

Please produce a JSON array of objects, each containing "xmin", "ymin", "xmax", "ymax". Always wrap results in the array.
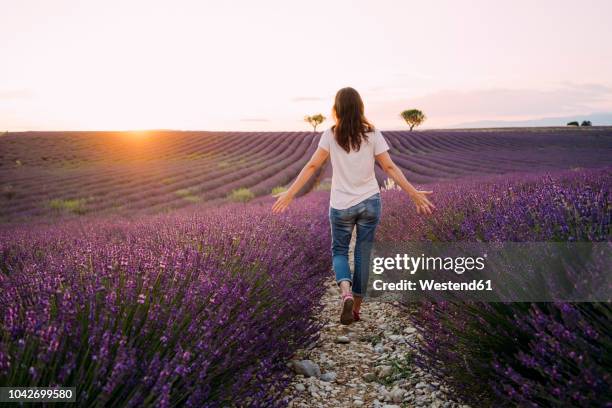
[{"xmin": 282, "ymin": 233, "xmax": 469, "ymax": 408}]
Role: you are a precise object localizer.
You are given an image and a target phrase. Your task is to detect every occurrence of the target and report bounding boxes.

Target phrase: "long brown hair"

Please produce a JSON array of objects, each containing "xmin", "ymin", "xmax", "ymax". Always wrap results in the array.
[{"xmin": 331, "ymin": 87, "xmax": 374, "ymax": 153}]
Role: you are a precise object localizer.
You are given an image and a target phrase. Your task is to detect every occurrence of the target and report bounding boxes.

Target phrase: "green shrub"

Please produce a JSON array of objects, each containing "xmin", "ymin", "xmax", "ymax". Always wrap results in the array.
[
  {"xmin": 175, "ymin": 188, "xmax": 192, "ymax": 197},
  {"xmin": 228, "ymin": 188, "xmax": 255, "ymax": 203},
  {"xmin": 315, "ymin": 181, "xmax": 332, "ymax": 191},
  {"xmin": 175, "ymin": 188, "xmax": 200, "ymax": 202},
  {"xmin": 271, "ymin": 186, "xmax": 287, "ymax": 195},
  {"xmin": 186, "ymin": 153, "xmax": 204, "ymax": 160},
  {"xmin": 48, "ymin": 198, "xmax": 88, "ymax": 214}
]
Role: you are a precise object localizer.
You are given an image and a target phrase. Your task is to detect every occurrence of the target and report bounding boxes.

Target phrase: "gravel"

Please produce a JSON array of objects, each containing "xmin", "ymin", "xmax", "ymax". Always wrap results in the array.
[{"xmin": 282, "ymin": 280, "xmax": 470, "ymax": 407}]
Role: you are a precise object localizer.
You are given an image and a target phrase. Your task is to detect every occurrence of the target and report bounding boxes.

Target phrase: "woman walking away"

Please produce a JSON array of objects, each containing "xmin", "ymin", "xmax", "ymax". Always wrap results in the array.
[{"xmin": 272, "ymin": 87, "xmax": 435, "ymax": 325}]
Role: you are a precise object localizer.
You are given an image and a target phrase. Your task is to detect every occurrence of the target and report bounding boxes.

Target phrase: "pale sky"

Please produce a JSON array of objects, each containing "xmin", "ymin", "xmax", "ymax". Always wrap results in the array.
[{"xmin": 1, "ymin": 0, "xmax": 612, "ymax": 131}]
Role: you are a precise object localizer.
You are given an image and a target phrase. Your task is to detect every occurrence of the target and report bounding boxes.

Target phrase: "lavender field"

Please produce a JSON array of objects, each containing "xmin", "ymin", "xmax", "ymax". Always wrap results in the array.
[
  {"xmin": 1, "ymin": 128, "xmax": 611, "ymax": 406},
  {"xmin": 0, "ymin": 131, "xmax": 321, "ymax": 222},
  {"xmin": 1, "ymin": 127, "xmax": 611, "ymax": 223},
  {"xmin": 378, "ymin": 168, "xmax": 611, "ymax": 406}
]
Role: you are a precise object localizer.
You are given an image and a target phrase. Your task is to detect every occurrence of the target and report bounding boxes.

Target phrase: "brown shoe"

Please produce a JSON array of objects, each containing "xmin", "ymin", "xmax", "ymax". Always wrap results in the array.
[{"xmin": 340, "ymin": 294, "xmax": 354, "ymax": 325}]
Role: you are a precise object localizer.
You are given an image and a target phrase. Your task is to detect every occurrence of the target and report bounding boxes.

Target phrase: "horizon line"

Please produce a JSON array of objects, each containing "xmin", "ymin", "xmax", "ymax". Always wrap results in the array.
[{"xmin": 4, "ymin": 125, "xmax": 612, "ymax": 134}]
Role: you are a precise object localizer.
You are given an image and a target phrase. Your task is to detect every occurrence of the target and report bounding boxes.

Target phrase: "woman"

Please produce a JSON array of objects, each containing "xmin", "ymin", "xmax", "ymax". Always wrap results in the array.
[{"xmin": 272, "ymin": 87, "xmax": 434, "ymax": 325}]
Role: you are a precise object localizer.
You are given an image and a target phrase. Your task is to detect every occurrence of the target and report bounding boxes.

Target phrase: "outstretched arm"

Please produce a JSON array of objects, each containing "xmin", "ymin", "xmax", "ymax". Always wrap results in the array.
[
  {"xmin": 272, "ymin": 147, "xmax": 329, "ymax": 213},
  {"xmin": 375, "ymin": 151, "xmax": 435, "ymax": 215}
]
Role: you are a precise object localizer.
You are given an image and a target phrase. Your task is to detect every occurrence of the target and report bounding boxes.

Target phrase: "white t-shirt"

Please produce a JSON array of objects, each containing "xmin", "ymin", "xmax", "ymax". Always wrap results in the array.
[{"xmin": 318, "ymin": 127, "xmax": 390, "ymax": 209}]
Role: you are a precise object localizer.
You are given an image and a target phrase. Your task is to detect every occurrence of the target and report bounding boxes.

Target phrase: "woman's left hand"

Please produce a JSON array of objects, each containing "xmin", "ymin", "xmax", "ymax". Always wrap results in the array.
[
  {"xmin": 410, "ymin": 190, "xmax": 435, "ymax": 215},
  {"xmin": 272, "ymin": 191, "xmax": 294, "ymax": 213}
]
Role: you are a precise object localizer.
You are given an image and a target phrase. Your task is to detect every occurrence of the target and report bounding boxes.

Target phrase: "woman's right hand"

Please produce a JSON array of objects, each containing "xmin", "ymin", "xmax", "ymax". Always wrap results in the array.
[{"xmin": 410, "ymin": 190, "xmax": 435, "ymax": 215}]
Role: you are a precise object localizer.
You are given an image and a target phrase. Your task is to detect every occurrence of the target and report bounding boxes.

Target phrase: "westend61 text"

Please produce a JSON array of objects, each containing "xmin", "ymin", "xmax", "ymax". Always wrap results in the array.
[{"xmin": 372, "ymin": 279, "xmax": 493, "ymax": 292}]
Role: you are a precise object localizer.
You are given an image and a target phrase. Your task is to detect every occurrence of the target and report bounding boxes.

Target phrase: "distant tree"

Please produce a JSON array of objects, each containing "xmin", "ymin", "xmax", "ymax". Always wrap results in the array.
[
  {"xmin": 581, "ymin": 120, "xmax": 592, "ymax": 127},
  {"xmin": 304, "ymin": 114, "xmax": 326, "ymax": 132},
  {"xmin": 400, "ymin": 109, "xmax": 426, "ymax": 131},
  {"xmin": 567, "ymin": 121, "xmax": 579, "ymax": 127}
]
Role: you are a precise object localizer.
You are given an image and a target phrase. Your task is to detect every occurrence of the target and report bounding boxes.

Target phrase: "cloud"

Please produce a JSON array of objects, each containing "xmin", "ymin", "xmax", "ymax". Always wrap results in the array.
[
  {"xmin": 291, "ymin": 96, "xmax": 325, "ymax": 102},
  {"xmin": 561, "ymin": 82, "xmax": 612, "ymax": 94},
  {"xmin": 452, "ymin": 112, "xmax": 612, "ymax": 128},
  {"xmin": 392, "ymin": 71, "xmax": 435, "ymax": 80},
  {"xmin": 0, "ymin": 89, "xmax": 34, "ymax": 99},
  {"xmin": 239, "ymin": 117, "xmax": 270, "ymax": 122},
  {"xmin": 406, "ymin": 83, "xmax": 612, "ymax": 117},
  {"xmin": 369, "ymin": 83, "xmax": 612, "ymax": 127}
]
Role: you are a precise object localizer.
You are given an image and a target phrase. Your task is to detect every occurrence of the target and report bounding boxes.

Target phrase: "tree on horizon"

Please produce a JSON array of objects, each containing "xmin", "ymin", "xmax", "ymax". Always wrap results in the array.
[
  {"xmin": 400, "ymin": 109, "xmax": 426, "ymax": 131},
  {"xmin": 304, "ymin": 114, "xmax": 326, "ymax": 132}
]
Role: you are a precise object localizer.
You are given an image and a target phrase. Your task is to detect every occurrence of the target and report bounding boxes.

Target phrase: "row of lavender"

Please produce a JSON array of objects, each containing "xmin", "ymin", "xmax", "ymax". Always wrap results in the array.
[
  {"xmin": 378, "ymin": 167, "xmax": 611, "ymax": 407},
  {"xmin": 0, "ymin": 192, "xmax": 332, "ymax": 407},
  {"xmin": 4, "ymin": 129, "xmax": 611, "ymax": 223},
  {"xmin": 1, "ymin": 131, "xmax": 319, "ymax": 221},
  {"xmin": 381, "ymin": 129, "xmax": 612, "ymax": 185}
]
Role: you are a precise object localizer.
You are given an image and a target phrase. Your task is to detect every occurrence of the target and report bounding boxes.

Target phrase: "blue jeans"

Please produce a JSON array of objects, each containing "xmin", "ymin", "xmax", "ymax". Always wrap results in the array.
[{"xmin": 329, "ymin": 193, "xmax": 381, "ymax": 296}]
